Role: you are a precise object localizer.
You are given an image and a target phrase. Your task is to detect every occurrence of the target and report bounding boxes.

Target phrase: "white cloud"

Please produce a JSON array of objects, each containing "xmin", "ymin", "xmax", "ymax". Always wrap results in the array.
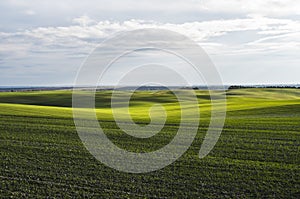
[
  {"xmin": 72, "ymin": 15, "xmax": 96, "ymax": 27},
  {"xmin": 0, "ymin": 14, "xmax": 299, "ymax": 85},
  {"xmin": 1, "ymin": 15, "xmax": 299, "ymax": 56},
  {"xmin": 24, "ymin": 10, "xmax": 36, "ymax": 16},
  {"xmin": 199, "ymin": 0, "xmax": 300, "ymax": 16},
  {"xmin": 5, "ymin": 0, "xmax": 300, "ymax": 16}
]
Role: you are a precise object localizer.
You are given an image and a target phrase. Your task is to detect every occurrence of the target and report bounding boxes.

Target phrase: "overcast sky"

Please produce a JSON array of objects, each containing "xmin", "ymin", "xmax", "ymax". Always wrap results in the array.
[{"xmin": 0, "ymin": 0, "xmax": 300, "ymax": 86}]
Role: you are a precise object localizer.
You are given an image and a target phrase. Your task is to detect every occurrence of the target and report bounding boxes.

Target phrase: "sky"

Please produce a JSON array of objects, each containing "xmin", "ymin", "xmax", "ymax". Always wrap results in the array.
[{"xmin": 0, "ymin": 0, "xmax": 300, "ymax": 86}]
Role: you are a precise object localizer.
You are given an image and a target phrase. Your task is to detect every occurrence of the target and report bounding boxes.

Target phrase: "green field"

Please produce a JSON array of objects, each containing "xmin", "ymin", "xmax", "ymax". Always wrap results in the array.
[{"xmin": 0, "ymin": 89, "xmax": 299, "ymax": 198}]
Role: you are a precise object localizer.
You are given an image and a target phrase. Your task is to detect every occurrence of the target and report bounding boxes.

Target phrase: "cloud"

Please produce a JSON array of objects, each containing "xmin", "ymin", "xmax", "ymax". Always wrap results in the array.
[
  {"xmin": 0, "ymin": 14, "xmax": 299, "ymax": 85},
  {"xmin": 4, "ymin": 0, "xmax": 300, "ymax": 16},
  {"xmin": 198, "ymin": 0, "xmax": 300, "ymax": 16},
  {"xmin": 24, "ymin": 10, "xmax": 36, "ymax": 16},
  {"xmin": 72, "ymin": 15, "xmax": 96, "ymax": 27},
  {"xmin": 1, "ymin": 15, "xmax": 299, "ymax": 55}
]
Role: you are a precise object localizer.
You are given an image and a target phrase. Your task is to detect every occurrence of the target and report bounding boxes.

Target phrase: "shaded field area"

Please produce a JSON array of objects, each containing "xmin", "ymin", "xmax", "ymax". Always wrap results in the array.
[{"xmin": 0, "ymin": 89, "xmax": 299, "ymax": 198}]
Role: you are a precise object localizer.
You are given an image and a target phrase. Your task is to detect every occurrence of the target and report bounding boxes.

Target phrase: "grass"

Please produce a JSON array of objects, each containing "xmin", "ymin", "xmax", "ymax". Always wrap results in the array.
[{"xmin": 0, "ymin": 88, "xmax": 299, "ymax": 198}]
